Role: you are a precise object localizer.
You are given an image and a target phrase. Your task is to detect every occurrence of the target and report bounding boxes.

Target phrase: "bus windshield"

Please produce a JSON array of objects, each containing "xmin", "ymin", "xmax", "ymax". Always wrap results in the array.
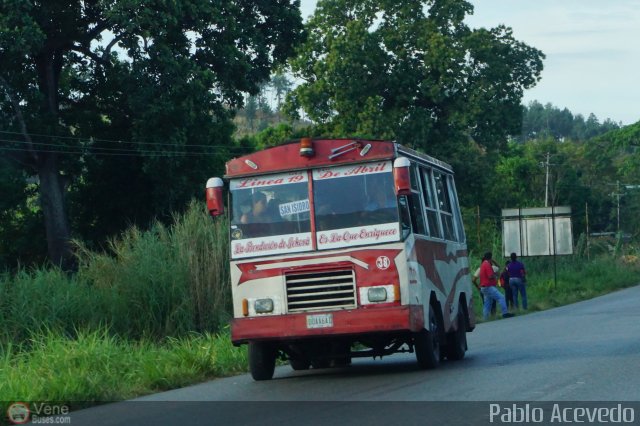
[
  {"xmin": 228, "ymin": 162, "xmax": 401, "ymax": 258},
  {"xmin": 230, "ymin": 171, "xmax": 312, "ymax": 259},
  {"xmin": 313, "ymin": 161, "xmax": 400, "ymax": 250}
]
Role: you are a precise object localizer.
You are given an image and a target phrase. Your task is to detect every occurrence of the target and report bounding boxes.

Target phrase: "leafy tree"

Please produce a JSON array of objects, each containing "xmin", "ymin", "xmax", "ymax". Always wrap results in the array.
[
  {"xmin": 0, "ymin": 158, "xmax": 47, "ymax": 268},
  {"xmin": 244, "ymin": 95, "xmax": 259, "ymax": 132},
  {"xmin": 491, "ymin": 145, "xmax": 543, "ymax": 208},
  {"xmin": 270, "ymin": 70, "xmax": 293, "ymax": 111},
  {"xmin": 255, "ymin": 84, "xmax": 274, "ymax": 131},
  {"xmin": 548, "ymin": 107, "xmax": 574, "ymax": 139},
  {"xmin": 483, "ymin": 138, "xmax": 596, "ymax": 243},
  {"xmin": 0, "ymin": 0, "xmax": 303, "ymax": 268},
  {"xmin": 586, "ymin": 121, "xmax": 640, "ymax": 236},
  {"xmin": 285, "ymin": 0, "xmax": 544, "ymax": 158},
  {"xmin": 254, "ymin": 123, "xmax": 294, "ymax": 149}
]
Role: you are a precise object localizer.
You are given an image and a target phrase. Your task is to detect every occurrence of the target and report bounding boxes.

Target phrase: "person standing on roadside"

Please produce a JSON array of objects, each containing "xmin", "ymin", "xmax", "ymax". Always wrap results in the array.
[
  {"xmin": 500, "ymin": 260, "xmax": 514, "ymax": 310},
  {"xmin": 479, "ymin": 251, "xmax": 514, "ymax": 320},
  {"xmin": 507, "ymin": 252, "xmax": 527, "ymax": 310},
  {"xmin": 473, "ymin": 255, "xmax": 496, "ymax": 315}
]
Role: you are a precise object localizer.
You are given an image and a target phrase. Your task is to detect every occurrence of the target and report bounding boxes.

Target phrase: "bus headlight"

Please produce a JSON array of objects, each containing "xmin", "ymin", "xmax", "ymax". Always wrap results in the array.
[
  {"xmin": 367, "ymin": 287, "xmax": 388, "ymax": 303},
  {"xmin": 254, "ymin": 298, "xmax": 274, "ymax": 313}
]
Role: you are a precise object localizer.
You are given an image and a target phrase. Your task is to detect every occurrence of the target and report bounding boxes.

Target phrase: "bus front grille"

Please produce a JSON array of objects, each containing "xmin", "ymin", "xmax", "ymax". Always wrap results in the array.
[{"xmin": 285, "ymin": 269, "xmax": 356, "ymax": 313}]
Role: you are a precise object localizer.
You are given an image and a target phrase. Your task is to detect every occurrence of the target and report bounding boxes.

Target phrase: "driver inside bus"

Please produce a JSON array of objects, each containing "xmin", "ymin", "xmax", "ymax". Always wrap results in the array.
[{"xmin": 240, "ymin": 192, "xmax": 269, "ymax": 224}]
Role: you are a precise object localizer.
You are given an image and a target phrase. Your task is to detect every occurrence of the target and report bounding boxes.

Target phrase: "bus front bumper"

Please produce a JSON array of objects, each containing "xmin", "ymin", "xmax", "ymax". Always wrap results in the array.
[{"xmin": 231, "ymin": 305, "xmax": 424, "ymax": 344}]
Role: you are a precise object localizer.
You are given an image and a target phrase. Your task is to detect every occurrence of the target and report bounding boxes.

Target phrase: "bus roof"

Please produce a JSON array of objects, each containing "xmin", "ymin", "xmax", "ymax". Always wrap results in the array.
[{"xmin": 224, "ymin": 138, "xmax": 452, "ymax": 178}]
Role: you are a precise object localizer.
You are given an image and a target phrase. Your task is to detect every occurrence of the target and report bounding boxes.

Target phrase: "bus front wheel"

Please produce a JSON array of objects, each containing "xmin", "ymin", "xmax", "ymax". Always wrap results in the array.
[
  {"xmin": 414, "ymin": 307, "xmax": 440, "ymax": 369},
  {"xmin": 249, "ymin": 341, "xmax": 277, "ymax": 380}
]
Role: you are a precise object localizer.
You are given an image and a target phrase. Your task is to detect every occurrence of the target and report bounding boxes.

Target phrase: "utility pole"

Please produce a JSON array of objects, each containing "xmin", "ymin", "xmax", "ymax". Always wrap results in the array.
[
  {"xmin": 610, "ymin": 180, "xmax": 624, "ymax": 233},
  {"xmin": 607, "ymin": 182, "xmax": 640, "ymax": 234},
  {"xmin": 539, "ymin": 152, "xmax": 555, "ymax": 207},
  {"xmin": 585, "ymin": 202, "xmax": 590, "ymax": 260},
  {"xmin": 545, "ymin": 152, "xmax": 550, "ymax": 207}
]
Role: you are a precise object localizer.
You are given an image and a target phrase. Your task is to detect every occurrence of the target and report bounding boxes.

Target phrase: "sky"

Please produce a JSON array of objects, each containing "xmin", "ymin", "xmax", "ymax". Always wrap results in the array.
[{"xmin": 298, "ymin": 0, "xmax": 640, "ymax": 126}]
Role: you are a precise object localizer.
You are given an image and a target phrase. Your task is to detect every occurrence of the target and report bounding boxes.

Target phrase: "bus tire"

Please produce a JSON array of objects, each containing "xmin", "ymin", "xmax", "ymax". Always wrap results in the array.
[
  {"xmin": 289, "ymin": 358, "xmax": 310, "ymax": 371},
  {"xmin": 445, "ymin": 312, "xmax": 467, "ymax": 361},
  {"xmin": 414, "ymin": 306, "xmax": 440, "ymax": 369},
  {"xmin": 249, "ymin": 341, "xmax": 276, "ymax": 381}
]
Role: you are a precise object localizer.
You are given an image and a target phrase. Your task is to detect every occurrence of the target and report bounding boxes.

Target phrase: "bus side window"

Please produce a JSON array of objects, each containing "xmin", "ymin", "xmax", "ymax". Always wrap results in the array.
[
  {"xmin": 433, "ymin": 171, "xmax": 455, "ymax": 241},
  {"xmin": 408, "ymin": 165, "xmax": 427, "ymax": 236},
  {"xmin": 408, "ymin": 194, "xmax": 426, "ymax": 235},
  {"xmin": 420, "ymin": 167, "xmax": 443, "ymax": 239},
  {"xmin": 398, "ymin": 196, "xmax": 412, "ymax": 239},
  {"xmin": 448, "ymin": 174, "xmax": 466, "ymax": 243}
]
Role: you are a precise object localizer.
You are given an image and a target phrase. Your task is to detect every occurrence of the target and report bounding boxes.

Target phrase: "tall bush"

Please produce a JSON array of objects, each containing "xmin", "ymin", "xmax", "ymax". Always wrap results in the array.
[{"xmin": 0, "ymin": 201, "xmax": 231, "ymax": 343}]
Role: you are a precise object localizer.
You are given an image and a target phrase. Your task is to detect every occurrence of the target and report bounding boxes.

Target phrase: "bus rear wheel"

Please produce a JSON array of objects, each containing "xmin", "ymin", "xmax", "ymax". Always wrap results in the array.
[
  {"xmin": 414, "ymin": 307, "xmax": 440, "ymax": 369},
  {"xmin": 249, "ymin": 341, "xmax": 277, "ymax": 381},
  {"xmin": 445, "ymin": 312, "xmax": 467, "ymax": 361}
]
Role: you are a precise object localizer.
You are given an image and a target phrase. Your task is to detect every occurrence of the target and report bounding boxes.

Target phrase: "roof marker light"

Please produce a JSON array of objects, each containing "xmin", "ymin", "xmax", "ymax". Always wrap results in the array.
[
  {"xmin": 205, "ymin": 177, "xmax": 225, "ymax": 217},
  {"xmin": 299, "ymin": 137, "xmax": 314, "ymax": 157},
  {"xmin": 393, "ymin": 157, "xmax": 411, "ymax": 196},
  {"xmin": 244, "ymin": 159, "xmax": 258, "ymax": 169}
]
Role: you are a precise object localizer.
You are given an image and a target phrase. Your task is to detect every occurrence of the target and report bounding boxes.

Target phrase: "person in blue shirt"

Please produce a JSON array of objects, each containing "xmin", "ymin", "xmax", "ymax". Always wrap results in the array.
[{"xmin": 507, "ymin": 253, "xmax": 527, "ymax": 310}]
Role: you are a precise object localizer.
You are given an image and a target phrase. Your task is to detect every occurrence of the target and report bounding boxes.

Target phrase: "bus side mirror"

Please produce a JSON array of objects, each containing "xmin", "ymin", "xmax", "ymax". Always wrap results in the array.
[
  {"xmin": 393, "ymin": 157, "xmax": 411, "ymax": 196},
  {"xmin": 206, "ymin": 177, "xmax": 224, "ymax": 217}
]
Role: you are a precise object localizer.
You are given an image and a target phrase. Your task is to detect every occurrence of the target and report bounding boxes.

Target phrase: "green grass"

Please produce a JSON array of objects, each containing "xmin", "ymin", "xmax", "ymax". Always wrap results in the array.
[{"xmin": 0, "ymin": 328, "xmax": 247, "ymax": 412}]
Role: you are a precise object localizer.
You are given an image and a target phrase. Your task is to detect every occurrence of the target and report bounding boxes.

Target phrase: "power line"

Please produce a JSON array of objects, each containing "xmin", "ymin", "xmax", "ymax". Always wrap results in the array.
[
  {"xmin": 1, "ymin": 138, "xmax": 214, "ymax": 154},
  {"xmin": 0, "ymin": 129, "xmax": 235, "ymax": 149},
  {"xmin": 0, "ymin": 144, "xmax": 252, "ymax": 158},
  {"xmin": 0, "ymin": 145, "xmax": 217, "ymax": 157},
  {"xmin": 0, "ymin": 138, "xmax": 248, "ymax": 153},
  {"xmin": 0, "ymin": 138, "xmax": 252, "ymax": 157}
]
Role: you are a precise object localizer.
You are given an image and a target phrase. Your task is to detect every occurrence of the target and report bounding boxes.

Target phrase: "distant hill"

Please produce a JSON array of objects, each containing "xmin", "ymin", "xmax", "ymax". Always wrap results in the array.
[{"xmin": 520, "ymin": 101, "xmax": 624, "ymax": 142}]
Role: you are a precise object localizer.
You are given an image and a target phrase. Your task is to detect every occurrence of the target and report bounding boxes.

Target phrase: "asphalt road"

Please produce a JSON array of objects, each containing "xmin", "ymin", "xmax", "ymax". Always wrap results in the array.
[{"xmin": 67, "ymin": 285, "xmax": 640, "ymax": 425}]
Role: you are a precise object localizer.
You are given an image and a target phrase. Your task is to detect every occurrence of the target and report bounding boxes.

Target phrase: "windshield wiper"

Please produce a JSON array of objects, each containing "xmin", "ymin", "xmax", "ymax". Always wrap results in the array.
[{"xmin": 329, "ymin": 141, "xmax": 360, "ymax": 159}]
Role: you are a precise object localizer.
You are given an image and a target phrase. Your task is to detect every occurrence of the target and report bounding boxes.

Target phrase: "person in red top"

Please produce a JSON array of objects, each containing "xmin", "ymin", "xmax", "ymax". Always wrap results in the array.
[{"xmin": 479, "ymin": 251, "xmax": 514, "ymax": 320}]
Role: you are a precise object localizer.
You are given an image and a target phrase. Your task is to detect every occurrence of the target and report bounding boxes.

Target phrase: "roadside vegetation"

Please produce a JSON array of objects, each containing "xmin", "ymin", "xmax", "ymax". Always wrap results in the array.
[
  {"xmin": 3, "ymin": 0, "xmax": 640, "ymax": 420},
  {"xmin": 1, "ymin": 201, "xmax": 639, "ymax": 413},
  {"xmin": 0, "ymin": 202, "xmax": 239, "ymax": 413},
  {"xmin": 0, "ymin": 329, "xmax": 247, "ymax": 408}
]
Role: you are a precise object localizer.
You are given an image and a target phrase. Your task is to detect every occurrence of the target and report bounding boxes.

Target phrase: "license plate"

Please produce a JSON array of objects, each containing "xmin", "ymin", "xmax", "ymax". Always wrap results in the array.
[{"xmin": 306, "ymin": 313, "xmax": 334, "ymax": 329}]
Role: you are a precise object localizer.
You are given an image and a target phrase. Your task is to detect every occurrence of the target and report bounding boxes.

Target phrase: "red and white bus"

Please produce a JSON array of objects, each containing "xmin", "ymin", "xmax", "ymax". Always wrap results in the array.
[{"xmin": 206, "ymin": 138, "xmax": 475, "ymax": 380}]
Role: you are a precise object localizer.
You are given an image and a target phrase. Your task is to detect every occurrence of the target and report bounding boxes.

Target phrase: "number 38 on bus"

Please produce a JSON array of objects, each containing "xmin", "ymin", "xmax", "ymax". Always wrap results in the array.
[{"xmin": 205, "ymin": 138, "xmax": 475, "ymax": 380}]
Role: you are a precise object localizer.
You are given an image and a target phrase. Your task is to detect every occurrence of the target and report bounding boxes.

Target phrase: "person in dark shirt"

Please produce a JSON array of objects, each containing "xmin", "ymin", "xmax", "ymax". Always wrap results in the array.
[
  {"xmin": 500, "ymin": 260, "xmax": 514, "ymax": 310},
  {"xmin": 507, "ymin": 253, "xmax": 527, "ymax": 310}
]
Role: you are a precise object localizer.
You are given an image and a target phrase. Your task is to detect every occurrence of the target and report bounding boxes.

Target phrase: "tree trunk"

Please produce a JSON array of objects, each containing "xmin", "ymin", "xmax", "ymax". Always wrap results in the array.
[
  {"xmin": 38, "ymin": 152, "xmax": 74, "ymax": 270},
  {"xmin": 31, "ymin": 46, "xmax": 76, "ymax": 270}
]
